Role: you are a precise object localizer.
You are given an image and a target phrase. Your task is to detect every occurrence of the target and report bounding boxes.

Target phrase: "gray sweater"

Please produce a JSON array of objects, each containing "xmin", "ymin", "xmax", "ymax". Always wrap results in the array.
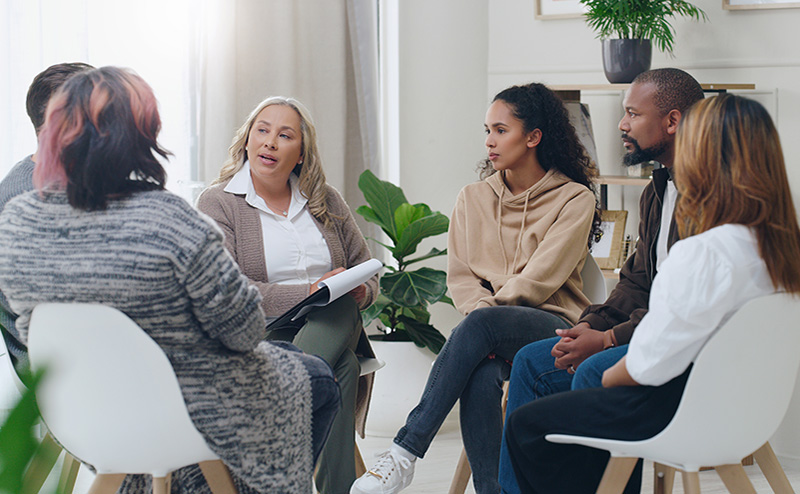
[
  {"xmin": 0, "ymin": 155, "xmax": 35, "ymax": 369},
  {"xmin": 0, "ymin": 189, "xmax": 314, "ymax": 493}
]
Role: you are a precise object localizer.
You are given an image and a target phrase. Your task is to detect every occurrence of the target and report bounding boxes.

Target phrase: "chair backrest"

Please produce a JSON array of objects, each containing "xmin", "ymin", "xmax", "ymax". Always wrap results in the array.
[
  {"xmin": 28, "ymin": 303, "xmax": 218, "ymax": 476},
  {"xmin": 643, "ymin": 292, "xmax": 800, "ymax": 468},
  {"xmin": 580, "ymin": 254, "xmax": 607, "ymax": 305}
]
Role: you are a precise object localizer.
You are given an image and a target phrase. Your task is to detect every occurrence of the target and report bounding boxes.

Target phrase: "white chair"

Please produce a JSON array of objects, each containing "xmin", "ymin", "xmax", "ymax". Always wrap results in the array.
[
  {"xmin": 546, "ymin": 292, "xmax": 800, "ymax": 494},
  {"xmin": 27, "ymin": 303, "xmax": 238, "ymax": 494},
  {"xmin": 1, "ymin": 326, "xmax": 81, "ymax": 494},
  {"xmin": 449, "ymin": 253, "xmax": 607, "ymax": 493}
]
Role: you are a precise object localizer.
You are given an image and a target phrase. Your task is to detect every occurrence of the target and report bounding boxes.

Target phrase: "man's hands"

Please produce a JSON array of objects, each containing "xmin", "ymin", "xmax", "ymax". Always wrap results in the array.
[{"xmin": 551, "ymin": 322, "xmax": 606, "ymax": 372}]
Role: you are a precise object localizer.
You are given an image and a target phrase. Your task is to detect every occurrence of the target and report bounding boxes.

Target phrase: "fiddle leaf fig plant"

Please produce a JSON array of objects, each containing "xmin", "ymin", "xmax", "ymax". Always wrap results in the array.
[
  {"xmin": 356, "ymin": 170, "xmax": 453, "ymax": 354},
  {"xmin": 579, "ymin": 0, "xmax": 707, "ymax": 54}
]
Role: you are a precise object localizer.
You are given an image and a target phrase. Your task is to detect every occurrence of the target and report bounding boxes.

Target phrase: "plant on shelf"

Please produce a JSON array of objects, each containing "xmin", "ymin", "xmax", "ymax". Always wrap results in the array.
[
  {"xmin": 356, "ymin": 170, "xmax": 453, "ymax": 354},
  {"xmin": 579, "ymin": 0, "xmax": 707, "ymax": 54},
  {"xmin": 578, "ymin": 0, "xmax": 707, "ymax": 83}
]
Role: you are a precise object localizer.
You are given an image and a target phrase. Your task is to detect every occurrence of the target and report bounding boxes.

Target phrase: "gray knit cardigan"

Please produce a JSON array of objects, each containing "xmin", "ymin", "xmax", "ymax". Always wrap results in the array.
[
  {"xmin": 0, "ymin": 190, "xmax": 314, "ymax": 493},
  {"xmin": 196, "ymin": 180, "xmax": 379, "ymax": 435}
]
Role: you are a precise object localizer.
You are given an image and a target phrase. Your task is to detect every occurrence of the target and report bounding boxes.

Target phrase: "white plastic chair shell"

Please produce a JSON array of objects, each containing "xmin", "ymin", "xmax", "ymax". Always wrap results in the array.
[
  {"xmin": 28, "ymin": 303, "xmax": 221, "ymax": 478},
  {"xmin": 546, "ymin": 292, "xmax": 800, "ymax": 473},
  {"xmin": 581, "ymin": 253, "xmax": 607, "ymax": 305}
]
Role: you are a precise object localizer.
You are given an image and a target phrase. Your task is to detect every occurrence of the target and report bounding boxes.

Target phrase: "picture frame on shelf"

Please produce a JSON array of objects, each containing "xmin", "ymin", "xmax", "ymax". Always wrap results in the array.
[
  {"xmin": 723, "ymin": 0, "xmax": 800, "ymax": 9},
  {"xmin": 534, "ymin": 0, "xmax": 585, "ymax": 19},
  {"xmin": 591, "ymin": 210, "xmax": 628, "ymax": 270}
]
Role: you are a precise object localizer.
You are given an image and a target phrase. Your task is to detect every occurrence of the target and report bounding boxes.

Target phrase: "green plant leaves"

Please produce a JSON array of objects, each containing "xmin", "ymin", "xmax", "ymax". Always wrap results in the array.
[
  {"xmin": 394, "ymin": 210, "xmax": 449, "ymax": 262},
  {"xmin": 381, "ymin": 267, "xmax": 448, "ymax": 308},
  {"xmin": 356, "ymin": 170, "xmax": 452, "ymax": 354},
  {"xmin": 0, "ymin": 369, "xmax": 44, "ymax": 494},
  {"xmin": 357, "ymin": 170, "xmax": 408, "ymax": 243},
  {"xmin": 579, "ymin": 0, "xmax": 707, "ymax": 54},
  {"xmin": 398, "ymin": 315, "xmax": 446, "ymax": 354}
]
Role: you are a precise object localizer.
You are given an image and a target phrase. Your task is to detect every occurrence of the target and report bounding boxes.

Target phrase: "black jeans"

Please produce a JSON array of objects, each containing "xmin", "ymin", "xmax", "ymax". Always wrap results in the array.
[{"xmin": 505, "ymin": 368, "xmax": 691, "ymax": 494}]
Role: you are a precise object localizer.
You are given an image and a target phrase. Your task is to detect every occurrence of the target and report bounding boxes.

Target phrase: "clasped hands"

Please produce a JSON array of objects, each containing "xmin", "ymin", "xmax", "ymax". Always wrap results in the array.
[
  {"xmin": 551, "ymin": 322, "xmax": 605, "ymax": 372},
  {"xmin": 551, "ymin": 322, "xmax": 637, "ymax": 388}
]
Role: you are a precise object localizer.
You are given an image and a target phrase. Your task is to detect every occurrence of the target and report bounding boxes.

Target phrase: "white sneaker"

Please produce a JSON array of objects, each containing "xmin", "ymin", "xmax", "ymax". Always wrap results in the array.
[{"xmin": 350, "ymin": 448, "xmax": 415, "ymax": 494}]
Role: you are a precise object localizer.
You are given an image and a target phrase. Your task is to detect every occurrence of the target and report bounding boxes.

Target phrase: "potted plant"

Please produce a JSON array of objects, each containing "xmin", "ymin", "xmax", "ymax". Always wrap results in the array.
[
  {"xmin": 578, "ymin": 0, "xmax": 707, "ymax": 83},
  {"xmin": 355, "ymin": 169, "xmax": 455, "ymax": 436},
  {"xmin": 356, "ymin": 169, "xmax": 453, "ymax": 354}
]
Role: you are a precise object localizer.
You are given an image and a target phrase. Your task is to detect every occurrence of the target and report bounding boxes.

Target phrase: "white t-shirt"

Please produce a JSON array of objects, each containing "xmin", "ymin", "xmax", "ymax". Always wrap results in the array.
[
  {"xmin": 655, "ymin": 179, "xmax": 677, "ymax": 272},
  {"xmin": 626, "ymin": 224, "xmax": 775, "ymax": 386},
  {"xmin": 224, "ymin": 162, "xmax": 332, "ymax": 285}
]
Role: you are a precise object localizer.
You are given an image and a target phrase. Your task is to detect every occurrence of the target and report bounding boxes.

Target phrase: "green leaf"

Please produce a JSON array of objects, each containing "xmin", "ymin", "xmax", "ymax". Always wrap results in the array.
[
  {"xmin": 439, "ymin": 294, "xmax": 456, "ymax": 307},
  {"xmin": 394, "ymin": 203, "xmax": 429, "ymax": 240},
  {"xmin": 357, "ymin": 170, "xmax": 408, "ymax": 243},
  {"xmin": 404, "ymin": 247, "xmax": 448, "ymax": 267},
  {"xmin": 394, "ymin": 212, "xmax": 450, "ymax": 261},
  {"xmin": 397, "ymin": 315, "xmax": 446, "ymax": 354},
  {"xmin": 0, "ymin": 369, "xmax": 44, "ymax": 494},
  {"xmin": 361, "ymin": 293, "xmax": 392, "ymax": 326},
  {"xmin": 381, "ymin": 267, "xmax": 448, "ymax": 308}
]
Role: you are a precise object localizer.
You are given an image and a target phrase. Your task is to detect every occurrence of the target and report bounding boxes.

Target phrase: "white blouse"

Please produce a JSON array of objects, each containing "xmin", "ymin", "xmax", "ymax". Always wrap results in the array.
[
  {"xmin": 224, "ymin": 162, "xmax": 332, "ymax": 285},
  {"xmin": 626, "ymin": 224, "xmax": 775, "ymax": 386}
]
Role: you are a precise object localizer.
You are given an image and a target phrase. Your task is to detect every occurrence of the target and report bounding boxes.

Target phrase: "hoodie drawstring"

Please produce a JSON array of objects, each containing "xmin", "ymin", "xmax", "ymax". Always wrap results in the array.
[
  {"xmin": 510, "ymin": 189, "xmax": 531, "ymax": 271},
  {"xmin": 497, "ymin": 178, "xmax": 532, "ymax": 275}
]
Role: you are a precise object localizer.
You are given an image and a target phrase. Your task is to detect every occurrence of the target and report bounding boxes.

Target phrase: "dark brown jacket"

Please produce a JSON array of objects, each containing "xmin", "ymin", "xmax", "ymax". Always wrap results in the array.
[{"xmin": 579, "ymin": 167, "xmax": 679, "ymax": 344}]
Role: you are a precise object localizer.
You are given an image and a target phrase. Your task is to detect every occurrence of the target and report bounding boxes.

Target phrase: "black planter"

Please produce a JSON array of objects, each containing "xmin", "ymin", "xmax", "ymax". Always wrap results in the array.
[{"xmin": 602, "ymin": 39, "xmax": 652, "ymax": 84}]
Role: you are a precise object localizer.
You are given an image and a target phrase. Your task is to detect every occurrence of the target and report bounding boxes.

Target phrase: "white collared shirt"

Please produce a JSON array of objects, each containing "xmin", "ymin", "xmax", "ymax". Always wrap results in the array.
[
  {"xmin": 626, "ymin": 224, "xmax": 774, "ymax": 386},
  {"xmin": 224, "ymin": 162, "xmax": 332, "ymax": 285}
]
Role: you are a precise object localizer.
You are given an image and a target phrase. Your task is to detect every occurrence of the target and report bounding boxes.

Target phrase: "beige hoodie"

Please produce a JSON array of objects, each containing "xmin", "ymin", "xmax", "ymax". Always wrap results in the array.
[{"xmin": 447, "ymin": 168, "xmax": 595, "ymax": 324}]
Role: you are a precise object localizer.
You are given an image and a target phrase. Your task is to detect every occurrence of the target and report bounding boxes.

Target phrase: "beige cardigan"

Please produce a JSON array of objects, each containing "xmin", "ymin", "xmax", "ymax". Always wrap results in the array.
[
  {"xmin": 448, "ymin": 169, "xmax": 596, "ymax": 324},
  {"xmin": 197, "ymin": 179, "xmax": 378, "ymax": 435}
]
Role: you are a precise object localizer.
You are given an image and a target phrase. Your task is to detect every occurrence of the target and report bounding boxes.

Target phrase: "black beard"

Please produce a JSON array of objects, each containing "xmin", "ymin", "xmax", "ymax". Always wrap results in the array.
[{"xmin": 622, "ymin": 134, "xmax": 669, "ymax": 166}]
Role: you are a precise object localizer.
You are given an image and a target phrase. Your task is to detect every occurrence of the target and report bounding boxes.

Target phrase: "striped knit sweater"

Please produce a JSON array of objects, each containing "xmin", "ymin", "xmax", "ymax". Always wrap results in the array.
[{"xmin": 0, "ymin": 189, "xmax": 313, "ymax": 493}]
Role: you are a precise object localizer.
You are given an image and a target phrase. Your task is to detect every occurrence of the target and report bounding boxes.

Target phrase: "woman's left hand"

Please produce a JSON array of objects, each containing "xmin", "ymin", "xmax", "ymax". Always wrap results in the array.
[{"xmin": 349, "ymin": 283, "xmax": 367, "ymax": 305}]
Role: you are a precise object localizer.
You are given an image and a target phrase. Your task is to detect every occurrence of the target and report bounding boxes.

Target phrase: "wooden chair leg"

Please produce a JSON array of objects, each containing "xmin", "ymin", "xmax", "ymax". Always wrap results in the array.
[
  {"xmin": 715, "ymin": 463, "xmax": 757, "ymax": 494},
  {"xmin": 153, "ymin": 476, "xmax": 168, "ymax": 494},
  {"xmin": 448, "ymin": 448, "xmax": 471, "ymax": 494},
  {"xmin": 681, "ymin": 471, "xmax": 701, "ymax": 494},
  {"xmin": 57, "ymin": 453, "xmax": 81, "ymax": 494},
  {"xmin": 596, "ymin": 457, "xmax": 638, "ymax": 494},
  {"xmin": 87, "ymin": 473, "xmax": 126, "ymax": 494},
  {"xmin": 753, "ymin": 442, "xmax": 795, "ymax": 494},
  {"xmin": 199, "ymin": 460, "xmax": 238, "ymax": 494},
  {"xmin": 653, "ymin": 462, "xmax": 675, "ymax": 494},
  {"xmin": 21, "ymin": 432, "xmax": 62, "ymax": 494},
  {"xmin": 355, "ymin": 443, "xmax": 367, "ymax": 477}
]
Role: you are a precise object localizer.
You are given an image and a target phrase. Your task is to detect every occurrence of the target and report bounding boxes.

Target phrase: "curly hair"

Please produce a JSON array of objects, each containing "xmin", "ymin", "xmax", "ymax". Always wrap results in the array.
[
  {"xmin": 213, "ymin": 96, "xmax": 333, "ymax": 226},
  {"xmin": 479, "ymin": 82, "xmax": 602, "ymax": 247}
]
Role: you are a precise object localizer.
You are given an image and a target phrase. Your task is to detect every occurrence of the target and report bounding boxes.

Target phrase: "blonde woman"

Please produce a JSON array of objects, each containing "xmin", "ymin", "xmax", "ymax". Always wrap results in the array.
[{"xmin": 197, "ymin": 96, "xmax": 377, "ymax": 494}]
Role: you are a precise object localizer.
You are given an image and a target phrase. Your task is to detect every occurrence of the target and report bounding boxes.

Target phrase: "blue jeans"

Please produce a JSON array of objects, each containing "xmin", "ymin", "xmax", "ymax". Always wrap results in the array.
[
  {"xmin": 498, "ymin": 337, "xmax": 628, "ymax": 494},
  {"xmin": 393, "ymin": 306, "xmax": 569, "ymax": 494}
]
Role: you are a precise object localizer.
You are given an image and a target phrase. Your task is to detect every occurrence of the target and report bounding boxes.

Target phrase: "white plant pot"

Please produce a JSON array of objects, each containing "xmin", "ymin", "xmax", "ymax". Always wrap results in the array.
[{"xmin": 365, "ymin": 339, "xmax": 436, "ymax": 437}]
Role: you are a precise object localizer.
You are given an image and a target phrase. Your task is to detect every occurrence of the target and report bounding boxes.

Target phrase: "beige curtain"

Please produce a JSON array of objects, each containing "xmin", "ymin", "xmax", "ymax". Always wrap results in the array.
[{"xmin": 196, "ymin": 0, "xmax": 380, "ymax": 209}]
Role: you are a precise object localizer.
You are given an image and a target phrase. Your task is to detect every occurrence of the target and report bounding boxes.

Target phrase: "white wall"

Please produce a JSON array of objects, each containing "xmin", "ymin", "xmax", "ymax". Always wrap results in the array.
[
  {"xmin": 396, "ymin": 0, "xmax": 489, "ymax": 334},
  {"xmin": 483, "ymin": 0, "xmax": 800, "ymax": 458}
]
